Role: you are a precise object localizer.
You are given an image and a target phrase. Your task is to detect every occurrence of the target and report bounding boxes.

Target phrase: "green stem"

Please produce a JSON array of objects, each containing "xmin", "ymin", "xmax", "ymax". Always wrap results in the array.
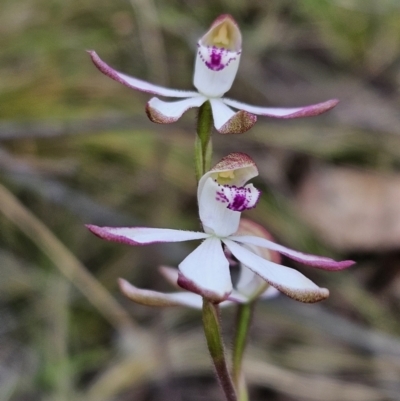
[
  {"xmin": 202, "ymin": 298, "xmax": 237, "ymax": 401},
  {"xmin": 195, "ymin": 101, "xmax": 213, "ymax": 181},
  {"xmin": 232, "ymin": 302, "xmax": 254, "ymax": 401}
]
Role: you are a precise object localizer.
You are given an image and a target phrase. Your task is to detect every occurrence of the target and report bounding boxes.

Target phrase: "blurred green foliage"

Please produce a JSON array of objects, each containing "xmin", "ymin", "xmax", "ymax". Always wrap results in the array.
[{"xmin": 1, "ymin": 0, "xmax": 400, "ymax": 400}]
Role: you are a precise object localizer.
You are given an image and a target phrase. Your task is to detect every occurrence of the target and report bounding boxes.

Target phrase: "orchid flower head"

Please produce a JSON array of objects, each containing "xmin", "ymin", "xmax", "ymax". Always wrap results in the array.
[
  {"xmin": 198, "ymin": 152, "xmax": 260, "ymax": 237},
  {"xmin": 87, "ymin": 153, "xmax": 355, "ymax": 303},
  {"xmin": 88, "ymin": 14, "xmax": 339, "ymax": 134}
]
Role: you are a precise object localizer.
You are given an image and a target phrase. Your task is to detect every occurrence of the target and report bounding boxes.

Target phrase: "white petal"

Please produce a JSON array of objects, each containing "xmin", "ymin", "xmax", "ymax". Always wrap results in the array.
[
  {"xmin": 222, "ymin": 98, "xmax": 339, "ymax": 118},
  {"xmin": 209, "ymin": 99, "xmax": 256, "ymax": 134},
  {"xmin": 178, "ymin": 237, "xmax": 232, "ymax": 301},
  {"xmin": 86, "ymin": 225, "xmax": 209, "ymax": 245},
  {"xmin": 210, "ymin": 99, "xmax": 257, "ymax": 134},
  {"xmin": 88, "ymin": 51, "xmax": 198, "ymax": 98},
  {"xmin": 223, "ymin": 239, "xmax": 329, "ymax": 303},
  {"xmin": 146, "ymin": 96, "xmax": 206, "ymax": 123},
  {"xmin": 210, "ymin": 99, "xmax": 235, "ymax": 128},
  {"xmin": 198, "ymin": 177, "xmax": 241, "ymax": 237},
  {"xmin": 119, "ymin": 278, "xmax": 203, "ymax": 308},
  {"xmin": 229, "ymin": 235, "xmax": 355, "ymax": 270},
  {"xmin": 193, "ymin": 49, "xmax": 240, "ymax": 97}
]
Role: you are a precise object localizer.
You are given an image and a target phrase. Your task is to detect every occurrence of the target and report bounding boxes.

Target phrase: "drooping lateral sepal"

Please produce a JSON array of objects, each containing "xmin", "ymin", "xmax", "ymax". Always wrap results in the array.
[
  {"xmin": 119, "ymin": 278, "xmax": 203, "ymax": 308},
  {"xmin": 229, "ymin": 234, "xmax": 355, "ymax": 269},
  {"xmin": 233, "ymin": 218, "xmax": 281, "ymax": 300},
  {"xmin": 146, "ymin": 96, "xmax": 206, "ymax": 124},
  {"xmin": 223, "ymin": 239, "xmax": 330, "ymax": 303}
]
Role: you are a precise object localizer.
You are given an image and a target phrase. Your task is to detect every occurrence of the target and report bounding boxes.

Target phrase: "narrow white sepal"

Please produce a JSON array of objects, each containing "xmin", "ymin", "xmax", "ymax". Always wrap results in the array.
[
  {"xmin": 228, "ymin": 235, "xmax": 354, "ymax": 269},
  {"xmin": 87, "ymin": 225, "xmax": 209, "ymax": 245},
  {"xmin": 116, "ymin": 71, "xmax": 198, "ymax": 98},
  {"xmin": 119, "ymin": 278, "xmax": 203, "ymax": 308},
  {"xmin": 88, "ymin": 51, "xmax": 198, "ymax": 98},
  {"xmin": 222, "ymin": 98, "xmax": 339, "ymax": 118},
  {"xmin": 223, "ymin": 239, "xmax": 329, "ymax": 303}
]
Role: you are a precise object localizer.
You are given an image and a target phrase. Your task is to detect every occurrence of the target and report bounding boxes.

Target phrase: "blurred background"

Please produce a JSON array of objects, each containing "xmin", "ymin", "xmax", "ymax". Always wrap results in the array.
[{"xmin": 1, "ymin": 0, "xmax": 400, "ymax": 400}]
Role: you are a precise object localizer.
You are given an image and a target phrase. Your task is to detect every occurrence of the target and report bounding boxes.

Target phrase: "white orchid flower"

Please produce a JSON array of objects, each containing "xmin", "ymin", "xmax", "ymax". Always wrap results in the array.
[
  {"xmin": 88, "ymin": 14, "xmax": 339, "ymax": 134},
  {"xmin": 87, "ymin": 153, "xmax": 354, "ymax": 303},
  {"xmin": 118, "ymin": 218, "xmax": 281, "ymax": 309}
]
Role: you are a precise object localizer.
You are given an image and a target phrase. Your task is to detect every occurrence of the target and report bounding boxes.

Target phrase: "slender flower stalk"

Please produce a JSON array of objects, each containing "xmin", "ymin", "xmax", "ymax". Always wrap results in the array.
[
  {"xmin": 195, "ymin": 101, "xmax": 213, "ymax": 181},
  {"xmin": 232, "ymin": 302, "xmax": 253, "ymax": 395},
  {"xmin": 230, "ymin": 219, "xmax": 282, "ymax": 399},
  {"xmin": 203, "ymin": 299, "xmax": 237, "ymax": 401}
]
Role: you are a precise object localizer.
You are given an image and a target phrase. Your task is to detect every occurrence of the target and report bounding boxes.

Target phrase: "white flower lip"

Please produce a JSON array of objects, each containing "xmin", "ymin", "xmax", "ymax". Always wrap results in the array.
[
  {"xmin": 88, "ymin": 14, "xmax": 339, "ymax": 134},
  {"xmin": 87, "ymin": 153, "xmax": 354, "ymax": 303}
]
